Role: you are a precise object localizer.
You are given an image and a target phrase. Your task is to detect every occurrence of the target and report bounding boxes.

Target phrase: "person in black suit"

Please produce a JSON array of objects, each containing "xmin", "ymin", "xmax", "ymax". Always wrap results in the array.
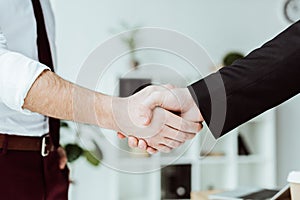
[{"xmin": 125, "ymin": 20, "xmax": 300, "ymax": 153}]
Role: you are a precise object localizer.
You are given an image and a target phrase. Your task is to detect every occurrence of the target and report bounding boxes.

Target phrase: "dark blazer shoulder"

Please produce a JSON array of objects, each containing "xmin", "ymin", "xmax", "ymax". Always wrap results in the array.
[{"xmin": 189, "ymin": 21, "xmax": 300, "ymax": 138}]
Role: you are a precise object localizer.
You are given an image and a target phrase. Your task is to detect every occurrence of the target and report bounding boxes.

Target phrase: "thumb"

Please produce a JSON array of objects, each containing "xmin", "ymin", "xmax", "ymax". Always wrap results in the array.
[
  {"xmin": 138, "ymin": 103, "xmax": 153, "ymax": 126},
  {"xmin": 139, "ymin": 91, "xmax": 165, "ymax": 125},
  {"xmin": 142, "ymin": 91, "xmax": 164, "ymax": 110},
  {"xmin": 142, "ymin": 90, "xmax": 179, "ymax": 112}
]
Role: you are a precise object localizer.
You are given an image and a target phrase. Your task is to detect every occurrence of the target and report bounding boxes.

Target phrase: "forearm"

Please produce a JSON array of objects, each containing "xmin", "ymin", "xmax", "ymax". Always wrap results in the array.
[
  {"xmin": 189, "ymin": 20, "xmax": 300, "ymax": 138},
  {"xmin": 23, "ymin": 70, "xmax": 119, "ymax": 130}
]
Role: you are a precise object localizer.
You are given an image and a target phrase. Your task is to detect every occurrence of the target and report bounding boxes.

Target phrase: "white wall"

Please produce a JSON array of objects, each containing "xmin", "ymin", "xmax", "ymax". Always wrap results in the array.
[
  {"xmin": 50, "ymin": 0, "xmax": 297, "ymax": 198},
  {"xmin": 51, "ymin": 0, "xmax": 288, "ymax": 81}
]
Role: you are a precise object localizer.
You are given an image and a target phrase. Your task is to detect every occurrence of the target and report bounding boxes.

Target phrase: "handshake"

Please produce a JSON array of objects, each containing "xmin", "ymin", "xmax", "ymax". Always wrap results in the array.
[{"xmin": 111, "ymin": 84, "xmax": 203, "ymax": 154}]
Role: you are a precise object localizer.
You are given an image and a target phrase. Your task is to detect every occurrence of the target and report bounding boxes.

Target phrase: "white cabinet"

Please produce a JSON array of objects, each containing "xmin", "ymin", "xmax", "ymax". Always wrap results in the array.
[{"xmin": 197, "ymin": 109, "xmax": 276, "ymax": 192}]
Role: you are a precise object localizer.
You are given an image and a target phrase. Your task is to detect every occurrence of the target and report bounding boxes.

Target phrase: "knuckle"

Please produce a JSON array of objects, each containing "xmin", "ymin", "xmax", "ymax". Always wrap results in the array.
[
  {"xmin": 172, "ymin": 141, "xmax": 181, "ymax": 148},
  {"xmin": 182, "ymin": 133, "xmax": 188, "ymax": 141},
  {"xmin": 171, "ymin": 140, "xmax": 179, "ymax": 148},
  {"xmin": 169, "ymin": 141, "xmax": 175, "ymax": 147},
  {"xmin": 176, "ymin": 132, "xmax": 185, "ymax": 141},
  {"xmin": 160, "ymin": 126, "xmax": 168, "ymax": 136},
  {"xmin": 181, "ymin": 121, "xmax": 189, "ymax": 132}
]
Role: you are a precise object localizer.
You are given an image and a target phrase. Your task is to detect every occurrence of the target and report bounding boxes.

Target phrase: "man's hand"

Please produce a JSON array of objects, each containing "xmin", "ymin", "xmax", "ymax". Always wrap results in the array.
[
  {"xmin": 142, "ymin": 86, "xmax": 202, "ymax": 123},
  {"xmin": 114, "ymin": 85, "xmax": 202, "ymax": 153},
  {"xmin": 57, "ymin": 146, "xmax": 68, "ymax": 170},
  {"xmin": 118, "ymin": 85, "xmax": 203, "ymax": 153}
]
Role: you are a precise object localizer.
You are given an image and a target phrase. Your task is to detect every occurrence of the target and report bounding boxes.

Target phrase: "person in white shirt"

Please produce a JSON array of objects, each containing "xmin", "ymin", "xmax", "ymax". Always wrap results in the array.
[{"xmin": 0, "ymin": 1, "xmax": 202, "ymax": 199}]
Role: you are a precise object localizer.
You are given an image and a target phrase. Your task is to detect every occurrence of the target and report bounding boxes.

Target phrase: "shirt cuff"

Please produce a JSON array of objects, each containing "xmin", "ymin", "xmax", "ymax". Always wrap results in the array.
[{"xmin": 0, "ymin": 51, "xmax": 50, "ymax": 114}]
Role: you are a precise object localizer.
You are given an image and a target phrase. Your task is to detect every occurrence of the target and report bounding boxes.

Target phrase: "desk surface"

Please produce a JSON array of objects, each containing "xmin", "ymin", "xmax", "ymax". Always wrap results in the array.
[{"xmin": 191, "ymin": 190, "xmax": 222, "ymax": 200}]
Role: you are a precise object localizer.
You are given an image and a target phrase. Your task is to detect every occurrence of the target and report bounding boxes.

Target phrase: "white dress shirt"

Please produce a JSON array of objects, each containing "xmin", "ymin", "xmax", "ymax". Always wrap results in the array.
[{"xmin": 0, "ymin": 0, "xmax": 56, "ymax": 136}]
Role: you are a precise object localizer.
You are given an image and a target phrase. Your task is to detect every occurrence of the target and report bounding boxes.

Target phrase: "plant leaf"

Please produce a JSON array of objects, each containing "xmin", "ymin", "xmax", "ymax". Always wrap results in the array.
[
  {"xmin": 65, "ymin": 144, "xmax": 83, "ymax": 163},
  {"xmin": 92, "ymin": 140, "xmax": 103, "ymax": 161},
  {"xmin": 84, "ymin": 150, "xmax": 100, "ymax": 166},
  {"xmin": 60, "ymin": 121, "xmax": 69, "ymax": 128}
]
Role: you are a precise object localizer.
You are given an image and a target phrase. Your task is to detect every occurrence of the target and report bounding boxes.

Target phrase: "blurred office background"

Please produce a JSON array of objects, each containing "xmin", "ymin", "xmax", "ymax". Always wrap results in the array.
[{"xmin": 50, "ymin": 0, "xmax": 300, "ymax": 199}]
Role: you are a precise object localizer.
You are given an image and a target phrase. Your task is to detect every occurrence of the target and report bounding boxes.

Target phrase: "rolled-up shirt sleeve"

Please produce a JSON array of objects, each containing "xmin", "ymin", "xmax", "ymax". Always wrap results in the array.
[{"xmin": 0, "ymin": 30, "xmax": 50, "ymax": 113}]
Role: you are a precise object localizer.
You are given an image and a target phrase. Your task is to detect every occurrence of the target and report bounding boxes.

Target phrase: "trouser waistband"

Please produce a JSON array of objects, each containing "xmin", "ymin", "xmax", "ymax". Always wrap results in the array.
[{"xmin": 0, "ymin": 133, "xmax": 55, "ymax": 157}]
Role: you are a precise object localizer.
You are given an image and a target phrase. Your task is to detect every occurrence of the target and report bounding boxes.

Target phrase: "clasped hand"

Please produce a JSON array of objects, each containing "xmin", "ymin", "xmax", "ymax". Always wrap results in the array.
[{"xmin": 114, "ymin": 85, "xmax": 203, "ymax": 154}]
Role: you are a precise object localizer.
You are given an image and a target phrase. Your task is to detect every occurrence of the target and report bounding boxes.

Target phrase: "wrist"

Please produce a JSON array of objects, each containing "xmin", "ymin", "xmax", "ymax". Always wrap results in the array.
[{"xmin": 95, "ymin": 93, "xmax": 121, "ymax": 131}]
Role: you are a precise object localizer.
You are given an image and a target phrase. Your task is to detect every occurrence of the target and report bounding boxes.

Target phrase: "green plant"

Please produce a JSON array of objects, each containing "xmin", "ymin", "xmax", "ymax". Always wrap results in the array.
[
  {"xmin": 60, "ymin": 121, "xmax": 103, "ymax": 166},
  {"xmin": 223, "ymin": 52, "xmax": 244, "ymax": 66},
  {"xmin": 111, "ymin": 22, "xmax": 141, "ymax": 70}
]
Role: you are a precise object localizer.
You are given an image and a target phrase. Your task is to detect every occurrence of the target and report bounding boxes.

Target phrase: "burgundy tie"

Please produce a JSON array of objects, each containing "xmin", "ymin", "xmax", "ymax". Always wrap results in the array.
[{"xmin": 31, "ymin": 0, "xmax": 60, "ymax": 147}]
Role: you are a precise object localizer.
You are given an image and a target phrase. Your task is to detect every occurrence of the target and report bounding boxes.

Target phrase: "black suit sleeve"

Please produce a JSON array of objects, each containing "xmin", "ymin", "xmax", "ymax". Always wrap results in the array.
[{"xmin": 188, "ymin": 20, "xmax": 300, "ymax": 138}]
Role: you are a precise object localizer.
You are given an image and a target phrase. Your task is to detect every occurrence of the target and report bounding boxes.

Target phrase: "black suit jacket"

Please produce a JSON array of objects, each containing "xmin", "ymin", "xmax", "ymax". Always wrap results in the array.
[{"xmin": 189, "ymin": 20, "xmax": 300, "ymax": 138}]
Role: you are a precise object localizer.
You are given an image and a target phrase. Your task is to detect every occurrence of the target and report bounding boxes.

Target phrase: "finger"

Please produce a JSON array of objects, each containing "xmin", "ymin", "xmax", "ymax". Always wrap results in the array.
[
  {"xmin": 160, "ymin": 138, "xmax": 182, "ymax": 149},
  {"xmin": 57, "ymin": 147, "xmax": 67, "ymax": 170},
  {"xmin": 117, "ymin": 132, "xmax": 127, "ymax": 139},
  {"xmin": 164, "ymin": 110, "xmax": 201, "ymax": 133},
  {"xmin": 162, "ymin": 84, "xmax": 175, "ymax": 89},
  {"xmin": 128, "ymin": 136, "xmax": 139, "ymax": 148},
  {"xmin": 155, "ymin": 144, "xmax": 172, "ymax": 153},
  {"xmin": 136, "ymin": 85, "xmax": 169, "ymax": 125},
  {"xmin": 138, "ymin": 139, "xmax": 148, "ymax": 150},
  {"xmin": 59, "ymin": 157, "xmax": 68, "ymax": 170},
  {"xmin": 145, "ymin": 138, "xmax": 172, "ymax": 153},
  {"xmin": 199, "ymin": 122, "xmax": 204, "ymax": 131},
  {"xmin": 160, "ymin": 126, "xmax": 195, "ymax": 142},
  {"xmin": 146, "ymin": 147, "xmax": 158, "ymax": 154},
  {"xmin": 142, "ymin": 89, "xmax": 179, "ymax": 112},
  {"xmin": 142, "ymin": 91, "xmax": 164, "ymax": 110},
  {"xmin": 137, "ymin": 104, "xmax": 152, "ymax": 126}
]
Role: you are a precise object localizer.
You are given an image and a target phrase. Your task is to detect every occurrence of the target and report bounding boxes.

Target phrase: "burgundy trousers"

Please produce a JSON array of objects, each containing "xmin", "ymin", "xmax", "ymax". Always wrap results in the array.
[{"xmin": 0, "ymin": 148, "xmax": 69, "ymax": 200}]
